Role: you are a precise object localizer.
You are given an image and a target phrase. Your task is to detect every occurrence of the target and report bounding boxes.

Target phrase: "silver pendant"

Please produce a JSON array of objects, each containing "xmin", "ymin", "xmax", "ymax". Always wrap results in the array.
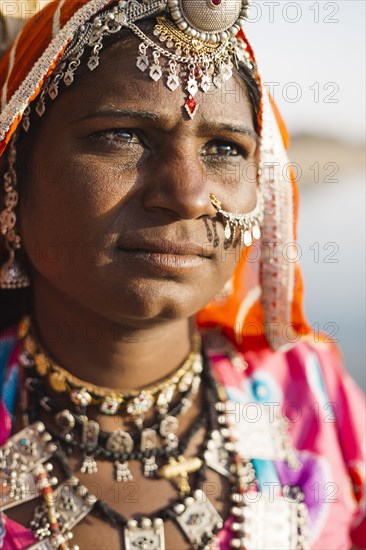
[
  {"xmin": 29, "ymin": 477, "xmax": 96, "ymax": 549},
  {"xmin": 0, "ymin": 423, "xmax": 56, "ymax": 510},
  {"xmin": 106, "ymin": 430, "xmax": 134, "ymax": 454},
  {"xmin": 47, "ymin": 83, "xmax": 59, "ymax": 100},
  {"xmin": 36, "ymin": 98, "xmax": 45, "ymax": 117},
  {"xmin": 221, "ymin": 63, "xmax": 233, "ymax": 82},
  {"xmin": 149, "ymin": 64, "xmax": 163, "ymax": 82},
  {"xmin": 243, "ymin": 228, "xmax": 253, "ymax": 247},
  {"xmin": 80, "ymin": 455, "xmax": 98, "ymax": 474},
  {"xmin": 167, "ymin": 74, "xmax": 180, "ymax": 91},
  {"xmin": 187, "ymin": 78, "xmax": 199, "ymax": 97},
  {"xmin": 204, "ymin": 430, "xmax": 231, "ymax": 478},
  {"xmin": 224, "ymin": 221, "xmax": 232, "ymax": 241},
  {"xmin": 115, "ymin": 460, "xmax": 133, "ymax": 482},
  {"xmin": 230, "ymin": 403, "xmax": 291, "ymax": 462},
  {"xmin": 230, "ymin": 493, "xmax": 309, "ymax": 550},
  {"xmin": 137, "ymin": 54, "xmax": 149, "ymax": 72},
  {"xmin": 0, "ymin": 422, "xmax": 55, "ymax": 467},
  {"xmin": 141, "ymin": 429, "xmax": 158, "ymax": 478},
  {"xmin": 160, "ymin": 415, "xmax": 179, "ymax": 450},
  {"xmin": 87, "ymin": 55, "xmax": 100, "ymax": 71},
  {"xmin": 252, "ymin": 223, "xmax": 261, "ymax": 241},
  {"xmin": 63, "ymin": 70, "xmax": 75, "ymax": 86},
  {"xmin": 174, "ymin": 490, "xmax": 223, "ymax": 548},
  {"xmin": 55, "ymin": 409, "xmax": 75, "ymax": 442},
  {"xmin": 81, "ymin": 420, "xmax": 99, "ymax": 474},
  {"xmin": 201, "ymin": 75, "xmax": 213, "ymax": 93},
  {"xmin": 82, "ymin": 420, "xmax": 99, "ymax": 447},
  {"xmin": 106, "ymin": 430, "xmax": 134, "ymax": 482},
  {"xmin": 142, "ymin": 456, "xmax": 158, "ymax": 478},
  {"xmin": 124, "ymin": 518, "xmax": 165, "ymax": 550},
  {"xmin": 0, "ymin": 470, "xmax": 39, "ymax": 511}
]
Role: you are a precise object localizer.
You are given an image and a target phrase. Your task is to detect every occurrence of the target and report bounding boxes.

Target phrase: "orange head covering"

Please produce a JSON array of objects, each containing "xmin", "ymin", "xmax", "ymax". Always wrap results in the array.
[{"xmin": 0, "ymin": 0, "xmax": 310, "ymax": 349}]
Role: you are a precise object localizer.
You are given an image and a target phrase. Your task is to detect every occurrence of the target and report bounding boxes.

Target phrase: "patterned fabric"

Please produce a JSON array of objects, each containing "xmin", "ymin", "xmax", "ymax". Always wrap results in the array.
[{"xmin": 0, "ymin": 332, "xmax": 365, "ymax": 548}]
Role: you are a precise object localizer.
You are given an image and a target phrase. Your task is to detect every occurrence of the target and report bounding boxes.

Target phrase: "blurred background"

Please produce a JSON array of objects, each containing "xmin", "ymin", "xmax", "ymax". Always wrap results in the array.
[{"xmin": 0, "ymin": 0, "xmax": 365, "ymax": 389}]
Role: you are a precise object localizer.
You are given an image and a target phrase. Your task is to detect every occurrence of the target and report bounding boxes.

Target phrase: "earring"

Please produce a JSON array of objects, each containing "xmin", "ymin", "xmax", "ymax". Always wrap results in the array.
[
  {"xmin": 209, "ymin": 191, "xmax": 264, "ymax": 247},
  {"xmin": 0, "ymin": 132, "xmax": 30, "ymax": 289}
]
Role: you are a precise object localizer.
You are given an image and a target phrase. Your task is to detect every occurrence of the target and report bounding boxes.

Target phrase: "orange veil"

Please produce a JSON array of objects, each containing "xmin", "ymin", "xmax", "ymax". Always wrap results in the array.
[{"xmin": 0, "ymin": 0, "xmax": 310, "ymax": 350}]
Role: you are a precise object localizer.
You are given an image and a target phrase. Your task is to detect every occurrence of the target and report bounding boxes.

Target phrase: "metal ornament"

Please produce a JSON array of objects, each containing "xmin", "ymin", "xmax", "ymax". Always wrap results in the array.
[
  {"xmin": 159, "ymin": 456, "xmax": 203, "ymax": 496},
  {"xmin": 124, "ymin": 518, "xmax": 165, "ymax": 550},
  {"xmin": 209, "ymin": 191, "xmax": 264, "ymax": 246},
  {"xmin": 141, "ymin": 429, "xmax": 159, "ymax": 478},
  {"xmin": 99, "ymin": 395, "xmax": 122, "ymax": 415},
  {"xmin": 203, "ymin": 430, "xmax": 231, "ymax": 477},
  {"xmin": 29, "ymin": 476, "xmax": 96, "ymax": 550},
  {"xmin": 126, "ymin": 391, "xmax": 154, "ymax": 428},
  {"xmin": 229, "ymin": 491, "xmax": 309, "ymax": 550},
  {"xmin": 80, "ymin": 420, "xmax": 99, "ymax": 474},
  {"xmin": 174, "ymin": 489, "xmax": 223, "ymax": 548},
  {"xmin": 167, "ymin": 0, "xmax": 249, "ymax": 42},
  {"xmin": 160, "ymin": 415, "xmax": 179, "ymax": 450},
  {"xmin": 54, "ymin": 409, "xmax": 75, "ymax": 442},
  {"xmin": 31, "ymin": 0, "xmax": 253, "ymax": 125},
  {"xmin": 0, "ymin": 423, "xmax": 57, "ymax": 510},
  {"xmin": 106, "ymin": 430, "xmax": 134, "ymax": 482}
]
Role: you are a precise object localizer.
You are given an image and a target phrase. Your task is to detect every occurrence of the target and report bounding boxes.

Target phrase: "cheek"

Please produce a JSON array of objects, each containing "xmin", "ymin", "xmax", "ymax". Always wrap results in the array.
[{"xmin": 19, "ymin": 153, "xmax": 135, "ymax": 247}]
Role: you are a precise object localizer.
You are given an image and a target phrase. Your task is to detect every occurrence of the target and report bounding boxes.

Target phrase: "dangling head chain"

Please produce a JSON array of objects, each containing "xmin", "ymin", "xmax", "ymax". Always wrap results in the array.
[{"xmin": 33, "ymin": 0, "xmax": 253, "ymax": 120}]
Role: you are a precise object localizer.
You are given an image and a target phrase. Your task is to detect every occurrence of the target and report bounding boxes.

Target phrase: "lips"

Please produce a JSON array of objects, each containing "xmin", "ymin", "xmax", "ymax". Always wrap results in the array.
[{"xmin": 118, "ymin": 239, "xmax": 213, "ymax": 258}]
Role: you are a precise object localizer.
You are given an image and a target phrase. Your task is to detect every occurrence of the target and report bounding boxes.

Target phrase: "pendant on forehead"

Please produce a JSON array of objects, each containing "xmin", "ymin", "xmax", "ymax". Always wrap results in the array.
[{"xmin": 167, "ymin": 0, "xmax": 248, "ymax": 42}]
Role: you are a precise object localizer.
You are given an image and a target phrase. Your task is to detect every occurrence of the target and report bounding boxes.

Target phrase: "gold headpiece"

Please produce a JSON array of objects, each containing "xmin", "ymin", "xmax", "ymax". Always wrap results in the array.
[{"xmin": 34, "ymin": 0, "xmax": 253, "ymax": 120}]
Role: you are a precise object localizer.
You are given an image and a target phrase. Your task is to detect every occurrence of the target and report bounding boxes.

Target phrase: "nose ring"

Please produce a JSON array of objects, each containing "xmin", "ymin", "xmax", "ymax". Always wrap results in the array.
[{"xmin": 209, "ymin": 191, "xmax": 264, "ymax": 247}]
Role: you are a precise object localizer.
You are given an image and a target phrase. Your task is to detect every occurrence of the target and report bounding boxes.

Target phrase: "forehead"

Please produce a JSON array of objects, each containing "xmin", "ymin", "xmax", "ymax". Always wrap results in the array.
[{"xmin": 54, "ymin": 34, "xmax": 255, "ymax": 131}]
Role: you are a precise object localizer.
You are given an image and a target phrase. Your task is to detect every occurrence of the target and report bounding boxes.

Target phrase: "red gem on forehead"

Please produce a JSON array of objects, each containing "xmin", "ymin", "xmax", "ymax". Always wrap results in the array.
[
  {"xmin": 211, "ymin": 0, "xmax": 222, "ymax": 5},
  {"xmin": 185, "ymin": 96, "xmax": 198, "ymax": 119}
]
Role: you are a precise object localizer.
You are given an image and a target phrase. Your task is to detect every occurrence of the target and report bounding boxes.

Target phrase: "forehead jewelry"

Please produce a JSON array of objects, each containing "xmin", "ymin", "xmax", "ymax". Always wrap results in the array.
[
  {"xmin": 34, "ymin": 0, "xmax": 253, "ymax": 122},
  {"xmin": 209, "ymin": 190, "xmax": 264, "ymax": 247}
]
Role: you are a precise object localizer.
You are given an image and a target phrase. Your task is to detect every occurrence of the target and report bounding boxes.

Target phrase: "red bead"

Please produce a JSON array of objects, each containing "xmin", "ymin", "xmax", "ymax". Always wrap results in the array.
[
  {"xmin": 185, "ymin": 96, "xmax": 198, "ymax": 119},
  {"xmin": 211, "ymin": 0, "xmax": 222, "ymax": 5}
]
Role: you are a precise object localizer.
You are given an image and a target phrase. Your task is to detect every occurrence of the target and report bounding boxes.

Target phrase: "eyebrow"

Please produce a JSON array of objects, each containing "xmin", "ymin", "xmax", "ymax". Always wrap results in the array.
[
  {"xmin": 70, "ymin": 108, "xmax": 258, "ymax": 141},
  {"xmin": 201, "ymin": 122, "xmax": 258, "ymax": 143},
  {"xmin": 70, "ymin": 109, "xmax": 160, "ymax": 124}
]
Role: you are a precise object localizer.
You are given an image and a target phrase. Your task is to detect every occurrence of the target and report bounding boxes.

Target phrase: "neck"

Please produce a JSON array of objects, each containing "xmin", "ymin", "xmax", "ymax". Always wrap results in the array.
[{"xmin": 29, "ymin": 284, "xmax": 197, "ymax": 392}]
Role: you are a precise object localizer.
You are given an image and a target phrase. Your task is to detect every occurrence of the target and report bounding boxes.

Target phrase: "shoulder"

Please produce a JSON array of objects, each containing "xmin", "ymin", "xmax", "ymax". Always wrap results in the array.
[
  {"xmin": 0, "ymin": 327, "xmax": 18, "ymax": 445},
  {"xmin": 0, "ymin": 326, "xmax": 18, "ymax": 391}
]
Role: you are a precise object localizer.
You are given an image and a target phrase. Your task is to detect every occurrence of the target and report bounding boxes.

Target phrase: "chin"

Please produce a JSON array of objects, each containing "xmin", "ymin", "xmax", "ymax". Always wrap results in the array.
[{"xmin": 99, "ymin": 277, "xmax": 212, "ymax": 324}]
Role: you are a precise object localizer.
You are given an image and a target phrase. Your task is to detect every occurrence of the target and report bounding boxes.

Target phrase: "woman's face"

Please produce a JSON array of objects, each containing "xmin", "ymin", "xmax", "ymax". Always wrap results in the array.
[{"xmin": 18, "ymin": 35, "xmax": 258, "ymax": 326}]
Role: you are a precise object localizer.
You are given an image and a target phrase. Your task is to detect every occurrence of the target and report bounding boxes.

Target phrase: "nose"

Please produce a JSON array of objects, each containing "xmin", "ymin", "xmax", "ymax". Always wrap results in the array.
[{"xmin": 140, "ymin": 145, "xmax": 216, "ymax": 220}]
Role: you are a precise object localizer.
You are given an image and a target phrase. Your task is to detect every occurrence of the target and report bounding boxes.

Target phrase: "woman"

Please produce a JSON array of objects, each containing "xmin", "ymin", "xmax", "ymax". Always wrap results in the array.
[{"xmin": 0, "ymin": 1, "xmax": 365, "ymax": 548}]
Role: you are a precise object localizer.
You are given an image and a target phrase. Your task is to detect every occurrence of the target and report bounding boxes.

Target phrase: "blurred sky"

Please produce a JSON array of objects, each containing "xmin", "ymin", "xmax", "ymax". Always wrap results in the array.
[{"xmin": 245, "ymin": 0, "xmax": 365, "ymax": 143}]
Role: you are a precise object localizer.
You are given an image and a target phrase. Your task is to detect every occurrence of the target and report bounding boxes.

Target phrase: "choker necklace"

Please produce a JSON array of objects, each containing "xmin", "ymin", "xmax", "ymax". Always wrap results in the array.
[
  {"xmin": 19, "ymin": 317, "xmax": 202, "ymax": 425},
  {"xmin": 23, "ymin": 373, "xmax": 203, "ymax": 482}
]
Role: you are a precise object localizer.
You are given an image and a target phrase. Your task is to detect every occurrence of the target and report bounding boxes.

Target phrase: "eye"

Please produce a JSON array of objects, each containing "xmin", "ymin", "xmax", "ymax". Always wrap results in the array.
[
  {"xmin": 203, "ymin": 140, "xmax": 247, "ymax": 159},
  {"xmin": 90, "ymin": 128, "xmax": 143, "ymax": 146}
]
